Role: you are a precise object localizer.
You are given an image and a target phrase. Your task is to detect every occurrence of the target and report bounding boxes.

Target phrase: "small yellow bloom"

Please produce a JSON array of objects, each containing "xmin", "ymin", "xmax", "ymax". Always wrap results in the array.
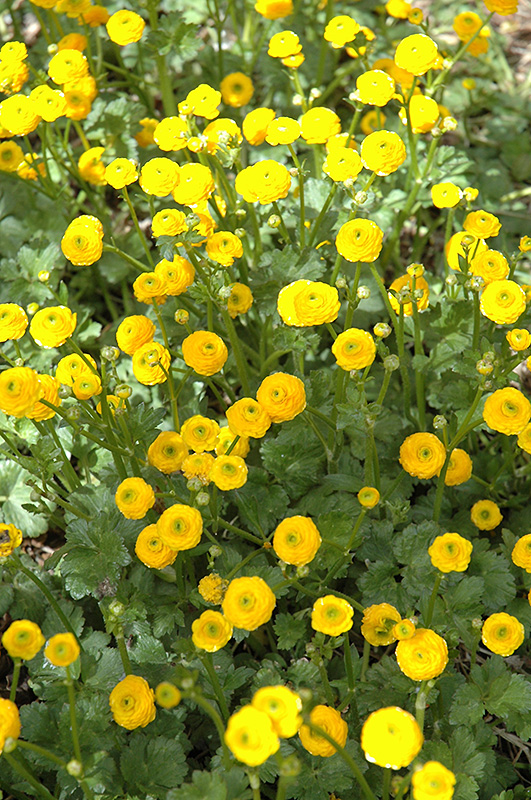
[
  {"xmin": 147, "ymin": 431, "xmax": 188, "ymax": 474},
  {"xmin": 480, "ymin": 279, "xmax": 526, "ymax": 325},
  {"xmin": 428, "ymin": 533, "xmax": 473, "ymax": 573},
  {"xmin": 511, "ymin": 534, "xmax": 531, "ymax": 572},
  {"xmin": 0, "ymin": 367, "xmax": 43, "ymax": 418},
  {"xmin": 116, "ymin": 315, "xmax": 156, "ymax": 356},
  {"xmin": 227, "ymin": 283, "xmax": 253, "ymax": 319},
  {"xmin": 210, "ymin": 455, "xmax": 248, "ymax": 490},
  {"xmin": 299, "ymin": 705, "xmax": 348, "ymax": 757},
  {"xmin": 361, "ymin": 706, "xmax": 423, "ymax": 769},
  {"xmin": 135, "ymin": 524, "xmax": 178, "ymax": 569},
  {"xmin": 277, "ymin": 280, "xmax": 340, "ymax": 327},
  {"xmin": 300, "ymin": 107, "xmax": 341, "ymax": 144},
  {"xmin": 157, "ymin": 504, "xmax": 203, "ymax": 551},
  {"xmin": 470, "ymin": 499, "xmax": 502, "ymax": 530},
  {"xmin": 226, "ymin": 398, "xmax": 271, "ymax": 439},
  {"xmin": 243, "ymin": 107, "xmax": 276, "ymax": 145},
  {"xmin": 221, "ymin": 72, "xmax": 254, "ymax": 107},
  {"xmin": 443, "ymin": 448, "xmax": 473, "ymax": 486},
  {"xmin": 394, "ymin": 34, "xmax": 439, "ymax": 76},
  {"xmin": 357, "ymin": 486, "xmax": 380, "ymax": 508},
  {"xmin": 106, "ymin": 10, "xmax": 145, "ymax": 45},
  {"xmin": 332, "ymin": 328, "xmax": 376, "ymax": 371},
  {"xmin": 431, "ymin": 182, "xmax": 462, "ymax": 209},
  {"xmin": 0, "ymin": 523, "xmax": 22, "ymax": 557},
  {"xmin": 192, "ymin": 610, "xmax": 233, "ymax": 652},
  {"xmin": 105, "ymin": 158, "xmax": 138, "ymax": 189},
  {"xmin": 181, "ymin": 414, "xmax": 220, "ymax": 452},
  {"xmin": 115, "ymin": 477, "xmax": 155, "ymax": 520},
  {"xmin": 252, "ymin": 685, "xmax": 302, "ymax": 737},
  {"xmin": 311, "ymin": 595, "xmax": 354, "ymax": 636},
  {"xmin": 44, "ymin": 633, "xmax": 80, "ymax": 667},
  {"xmin": 399, "ymin": 432, "xmax": 446, "ymax": 479},
  {"xmin": 2, "ymin": 619, "xmax": 45, "ymax": 661},
  {"xmin": 155, "ymin": 682, "xmax": 181, "ymax": 709},
  {"xmin": 222, "ymin": 576, "xmax": 276, "ymax": 631},
  {"xmin": 361, "ymin": 603, "xmax": 401, "ymax": 646},
  {"xmin": 273, "ymin": 516, "xmax": 321, "ymax": 566},
  {"xmin": 483, "ymin": 386, "xmax": 531, "ymax": 435},
  {"xmin": 412, "ymin": 761, "xmax": 456, "ymax": 800},
  {"xmin": 481, "ymin": 612, "xmax": 524, "ymax": 656},
  {"xmin": 360, "ymin": 130, "xmax": 406, "ymax": 176},
  {"xmin": 324, "ymin": 15, "xmax": 360, "ymax": 48},
  {"xmin": 0, "ymin": 303, "xmax": 28, "ymax": 341},
  {"xmin": 109, "ymin": 675, "xmax": 156, "ymax": 730},
  {"xmin": 132, "ymin": 342, "xmax": 171, "ymax": 386},
  {"xmin": 198, "ymin": 573, "xmax": 228, "ymax": 604},
  {"xmin": 225, "ymin": 705, "xmax": 279, "ymax": 765}
]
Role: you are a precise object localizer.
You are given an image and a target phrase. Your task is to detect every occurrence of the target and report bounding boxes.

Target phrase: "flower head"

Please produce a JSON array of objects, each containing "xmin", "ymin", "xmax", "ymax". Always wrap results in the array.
[
  {"xmin": 361, "ymin": 706, "xmax": 423, "ymax": 768},
  {"xmin": 109, "ymin": 675, "xmax": 156, "ymax": 729},
  {"xmin": 428, "ymin": 533, "xmax": 473, "ymax": 573},
  {"xmin": 482, "ymin": 612, "xmax": 524, "ymax": 656}
]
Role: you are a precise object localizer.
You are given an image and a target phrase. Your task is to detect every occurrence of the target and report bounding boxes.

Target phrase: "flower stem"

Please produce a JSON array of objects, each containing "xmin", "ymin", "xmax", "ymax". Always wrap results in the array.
[
  {"xmin": 9, "ymin": 658, "xmax": 21, "ymax": 702},
  {"xmin": 308, "ymin": 723, "xmax": 377, "ymax": 800},
  {"xmin": 4, "ymin": 752, "xmax": 57, "ymax": 800},
  {"xmin": 184, "ymin": 690, "xmax": 231, "ymax": 770},
  {"xmin": 66, "ymin": 665, "xmax": 82, "ymax": 763},
  {"xmin": 424, "ymin": 573, "xmax": 443, "ymax": 627},
  {"xmin": 202, "ymin": 653, "xmax": 230, "ymax": 722}
]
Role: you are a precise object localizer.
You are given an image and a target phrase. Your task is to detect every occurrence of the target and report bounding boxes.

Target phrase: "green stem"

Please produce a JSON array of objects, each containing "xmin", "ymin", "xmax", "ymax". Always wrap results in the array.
[
  {"xmin": 395, "ymin": 304, "xmax": 415, "ymax": 425},
  {"xmin": 318, "ymin": 659, "xmax": 336, "ymax": 706},
  {"xmin": 287, "ymin": 144, "xmax": 306, "ymax": 248},
  {"xmin": 411, "ymin": 297, "xmax": 426, "ymax": 431},
  {"xmin": 122, "ymin": 186, "xmax": 154, "ymax": 268},
  {"xmin": 308, "ymin": 183, "xmax": 337, "ymax": 248},
  {"xmin": 344, "ymin": 632, "xmax": 355, "ymax": 691},
  {"xmin": 415, "ymin": 680, "xmax": 431, "ymax": 733},
  {"xmin": 66, "ymin": 665, "xmax": 82, "ymax": 764},
  {"xmin": 221, "ymin": 307, "xmax": 251, "ymax": 395},
  {"xmin": 424, "ymin": 573, "xmax": 443, "ymax": 628},
  {"xmin": 115, "ymin": 631, "xmax": 132, "ymax": 675},
  {"xmin": 202, "ymin": 653, "xmax": 230, "ymax": 722},
  {"xmin": 472, "ymin": 291, "xmax": 481, "ymax": 352},
  {"xmin": 308, "ymin": 722, "xmax": 377, "ymax": 800},
  {"xmin": 304, "ymin": 411, "xmax": 333, "ymax": 461},
  {"xmin": 360, "ymin": 639, "xmax": 370, "ymax": 681},
  {"xmin": 147, "ymin": 0, "xmax": 177, "ymax": 115},
  {"xmin": 4, "ymin": 752, "xmax": 57, "ymax": 800},
  {"xmin": 184, "ymin": 691, "xmax": 231, "ymax": 770},
  {"xmin": 271, "ymin": 201, "xmax": 293, "ymax": 245},
  {"xmin": 9, "ymin": 658, "xmax": 21, "ymax": 703},
  {"xmin": 16, "ymin": 739, "xmax": 66, "ymax": 768},
  {"xmin": 218, "ymin": 517, "xmax": 264, "ymax": 545},
  {"xmin": 382, "ymin": 768, "xmax": 392, "ymax": 800}
]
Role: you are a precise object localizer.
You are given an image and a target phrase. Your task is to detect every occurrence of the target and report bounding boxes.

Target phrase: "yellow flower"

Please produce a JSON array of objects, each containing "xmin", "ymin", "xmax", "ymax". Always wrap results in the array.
[
  {"xmin": 61, "ymin": 215, "xmax": 104, "ymax": 266},
  {"xmin": 396, "ymin": 628, "xmax": 448, "ymax": 681},
  {"xmin": 182, "ymin": 453, "xmax": 215, "ymax": 484},
  {"xmin": 431, "ymin": 182, "xmax": 461, "ymax": 209},
  {"xmin": 220, "ymin": 72, "xmax": 254, "ymax": 107},
  {"xmin": 357, "ymin": 486, "xmax": 380, "ymax": 508},
  {"xmin": 470, "ymin": 249, "xmax": 509, "ymax": 284},
  {"xmin": 181, "ymin": 415, "xmax": 220, "ymax": 452},
  {"xmin": 227, "ymin": 283, "xmax": 253, "ymax": 319},
  {"xmin": 105, "ymin": 157, "xmax": 138, "ymax": 189},
  {"xmin": 255, "ymin": 0, "xmax": 293, "ymax": 18},
  {"xmin": 272, "ymin": 515, "xmax": 321, "ymax": 566},
  {"xmin": 55, "ymin": 353, "xmax": 96, "ymax": 386},
  {"xmin": 235, "ymin": 160, "xmax": 291, "ymax": 204},
  {"xmin": 481, "ymin": 612, "xmax": 524, "ymax": 656},
  {"xmin": 78, "ymin": 146, "xmax": 106, "ymax": 185},
  {"xmin": 63, "ymin": 89, "xmax": 92, "ymax": 121},
  {"xmin": 152, "ymin": 209, "xmax": 187, "ymax": 238},
  {"xmin": 399, "ymin": 432, "xmax": 446, "ymax": 479},
  {"xmin": 331, "ymin": 328, "xmax": 376, "ymax": 371},
  {"xmin": 182, "ymin": 84, "xmax": 221, "ymax": 120},
  {"xmin": 519, "ymin": 235, "xmax": 531, "ymax": 253},
  {"xmin": 277, "ymin": 280, "xmax": 340, "ymax": 326},
  {"xmin": 72, "ymin": 373, "xmax": 101, "ymax": 400},
  {"xmin": 192, "ymin": 610, "xmax": 233, "ymax": 652},
  {"xmin": 393, "ymin": 619, "xmax": 416, "ymax": 640},
  {"xmin": 0, "ymin": 94, "xmax": 40, "ymax": 136},
  {"xmin": 428, "ymin": 533, "xmax": 473, "ymax": 573},
  {"xmin": 399, "ymin": 94, "xmax": 439, "ymax": 134},
  {"xmin": 394, "ymin": 34, "xmax": 439, "ymax": 76},
  {"xmin": 132, "ymin": 342, "xmax": 171, "ymax": 386},
  {"xmin": 2, "ymin": 619, "xmax": 45, "ymax": 661},
  {"xmin": 471, "ymin": 499, "xmax": 502, "ymax": 530},
  {"xmin": 360, "ymin": 110, "xmax": 386, "ymax": 135},
  {"xmin": 243, "ymin": 107, "xmax": 276, "ymax": 145},
  {"xmin": 226, "ymin": 398, "xmax": 271, "ymax": 438},
  {"xmin": 480, "ymin": 279, "xmax": 526, "ymax": 325},
  {"xmin": 299, "ymin": 705, "xmax": 348, "ymax": 757},
  {"xmin": 106, "ymin": 10, "xmax": 145, "ymax": 45},
  {"xmin": 252, "ymin": 686, "xmax": 302, "ymax": 737},
  {"xmin": 324, "ymin": 15, "xmax": 360, "ymax": 48},
  {"xmin": 445, "ymin": 230, "xmax": 488, "ymax": 272},
  {"xmin": 386, "ymin": 0, "xmax": 412, "ymax": 18},
  {"xmin": 135, "ymin": 523, "xmax": 178, "ymax": 569},
  {"xmin": 361, "ymin": 603, "xmax": 401, "ymax": 646},
  {"xmin": 198, "ymin": 573, "xmax": 228, "ymax": 604},
  {"xmin": 517, "ymin": 423, "xmax": 531, "ymax": 454},
  {"xmin": 0, "ymin": 141, "xmax": 24, "ymax": 173},
  {"xmin": 155, "ymin": 682, "xmax": 181, "ymax": 709},
  {"xmin": 0, "ymin": 41, "xmax": 27, "ymax": 61},
  {"xmin": 412, "ymin": 761, "xmax": 456, "ymax": 800},
  {"xmin": 44, "ymin": 632, "xmax": 80, "ymax": 667},
  {"xmin": 154, "ymin": 257, "xmax": 195, "ymax": 296},
  {"xmin": 206, "ymin": 232, "xmax": 243, "ymax": 267},
  {"xmin": 109, "ymin": 675, "xmax": 156, "ymax": 730},
  {"xmin": 0, "ymin": 523, "xmax": 22, "ymax": 557},
  {"xmin": 139, "ymin": 157, "xmax": 180, "ymax": 197},
  {"xmin": 153, "ymin": 116, "xmax": 188, "ymax": 152},
  {"xmin": 116, "ymin": 315, "xmax": 155, "ymax": 356},
  {"xmin": 222, "ymin": 576, "xmax": 276, "ymax": 630},
  {"xmin": 265, "ymin": 116, "xmax": 300, "ymax": 146},
  {"xmin": 335, "ymin": 219, "xmax": 383, "ymax": 263},
  {"xmin": 443, "ymin": 448, "xmax": 472, "ymax": 486},
  {"xmin": 388, "ymin": 273, "xmax": 429, "ymax": 316},
  {"xmin": 322, "ymin": 147, "xmax": 362, "ymax": 182},
  {"xmin": 361, "ymin": 706, "xmax": 423, "ymax": 769},
  {"xmin": 300, "ymin": 107, "xmax": 341, "ymax": 144},
  {"xmin": 182, "ymin": 331, "xmax": 228, "ymax": 377},
  {"xmin": 464, "ymin": 210, "xmax": 501, "ymax": 239},
  {"xmin": 115, "ymin": 477, "xmax": 155, "ymax": 520},
  {"xmin": 172, "ymin": 162, "xmax": 215, "ymax": 207},
  {"xmin": 311, "ymin": 595, "xmax": 354, "ymax": 636},
  {"xmin": 215, "ymin": 426, "xmax": 250, "ymax": 457},
  {"xmin": 225, "ymin": 705, "xmax": 280, "ymax": 765},
  {"xmin": 483, "ymin": 386, "xmax": 531, "ymax": 435},
  {"xmin": 360, "ymin": 130, "xmax": 406, "ymax": 176},
  {"xmin": 157, "ymin": 503, "xmax": 203, "ymax": 551},
  {"xmin": 0, "ymin": 303, "xmax": 28, "ymax": 341},
  {"xmin": 511, "ymin": 534, "xmax": 531, "ymax": 572},
  {"xmin": 210, "ymin": 455, "xmax": 248, "ymax": 490},
  {"xmin": 147, "ymin": 431, "xmax": 188, "ymax": 473},
  {"xmin": 26, "ymin": 374, "xmax": 61, "ymax": 421},
  {"xmin": 483, "ymin": 0, "xmax": 518, "ymax": 14},
  {"xmin": 135, "ymin": 117, "xmax": 158, "ymax": 147},
  {"xmin": 453, "ymin": 11, "xmax": 483, "ymax": 40},
  {"xmin": 356, "ymin": 70, "xmax": 395, "ymax": 106},
  {"xmin": 506, "ymin": 329, "xmax": 531, "ymax": 351},
  {"xmin": 78, "ymin": 4, "xmax": 109, "ymax": 25},
  {"xmin": 268, "ymin": 31, "xmax": 301, "ymax": 58},
  {"xmin": 0, "ymin": 698, "xmax": 21, "ymax": 752},
  {"xmin": 47, "ymin": 49, "xmax": 88, "ymax": 83},
  {"xmin": 256, "ymin": 372, "xmax": 306, "ymax": 423},
  {"xmin": 0, "ymin": 367, "xmax": 43, "ymax": 418}
]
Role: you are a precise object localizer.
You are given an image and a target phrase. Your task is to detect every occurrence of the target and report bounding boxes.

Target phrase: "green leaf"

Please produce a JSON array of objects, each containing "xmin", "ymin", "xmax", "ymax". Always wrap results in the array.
[
  {"xmin": 233, "ymin": 469, "xmax": 289, "ymax": 535},
  {"xmin": 274, "ymin": 613, "xmax": 307, "ymax": 650},
  {"xmin": 167, "ymin": 770, "xmax": 228, "ymax": 800},
  {"xmin": 120, "ymin": 734, "xmax": 187, "ymax": 793},
  {"xmin": 451, "ymin": 726, "xmax": 487, "ymax": 778},
  {"xmin": 449, "ymin": 683, "xmax": 485, "ymax": 726},
  {"xmin": 261, "ymin": 423, "xmax": 325, "ymax": 500},
  {"xmin": 0, "ymin": 460, "xmax": 50, "ymax": 536},
  {"xmin": 484, "ymin": 673, "xmax": 531, "ymax": 720}
]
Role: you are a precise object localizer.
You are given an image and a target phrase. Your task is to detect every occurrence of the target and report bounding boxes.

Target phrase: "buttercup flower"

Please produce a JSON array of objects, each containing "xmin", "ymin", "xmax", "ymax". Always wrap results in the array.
[
  {"xmin": 225, "ymin": 705, "xmax": 279, "ymax": 766},
  {"xmin": 154, "ymin": 257, "xmax": 195, "ymax": 296},
  {"xmin": 323, "ymin": 147, "xmax": 362, "ymax": 182},
  {"xmin": 115, "ymin": 477, "xmax": 155, "ymax": 520},
  {"xmin": 400, "ymin": 94, "xmax": 440, "ymax": 134},
  {"xmin": 299, "ymin": 705, "xmax": 348, "ymax": 757},
  {"xmin": 243, "ymin": 107, "xmax": 276, "ymax": 145},
  {"xmin": 506, "ymin": 329, "xmax": 531, "ymax": 351},
  {"xmin": 412, "ymin": 761, "xmax": 456, "ymax": 800},
  {"xmin": 256, "ymin": 372, "xmax": 306, "ymax": 422},
  {"xmin": 198, "ymin": 573, "xmax": 228, "ymax": 604},
  {"xmin": 181, "ymin": 415, "xmax": 220, "ymax": 452},
  {"xmin": 483, "ymin": 387, "xmax": 531, "ymax": 435},
  {"xmin": 265, "ymin": 116, "xmax": 300, "ymax": 146},
  {"xmin": 517, "ymin": 423, "xmax": 531, "ymax": 454},
  {"xmin": 116, "ymin": 315, "xmax": 155, "ymax": 355},
  {"xmin": 157, "ymin": 504, "xmax": 203, "ymax": 551},
  {"xmin": 61, "ymin": 215, "xmax": 104, "ymax": 266},
  {"xmin": 106, "ymin": 10, "xmax": 145, "ymax": 45},
  {"xmin": 300, "ymin": 107, "xmax": 341, "ymax": 144},
  {"xmin": 388, "ymin": 273, "xmax": 430, "ymax": 316},
  {"xmin": 394, "ymin": 34, "xmax": 439, "ymax": 75},
  {"xmin": 336, "ymin": 219, "xmax": 383, "ymax": 263},
  {"xmin": 396, "ymin": 628, "xmax": 448, "ymax": 681},
  {"xmin": 182, "ymin": 331, "xmax": 228, "ymax": 377},
  {"xmin": 153, "ymin": 116, "xmax": 188, "ymax": 152},
  {"xmin": 105, "ymin": 158, "xmax": 138, "ymax": 189},
  {"xmin": 0, "ymin": 698, "xmax": 21, "ymax": 752},
  {"xmin": 471, "ymin": 499, "xmax": 502, "ymax": 530},
  {"xmin": 2, "ymin": 619, "xmax": 45, "ymax": 661},
  {"xmin": 48, "ymin": 49, "xmax": 88, "ymax": 84},
  {"xmin": 443, "ymin": 448, "xmax": 472, "ymax": 486},
  {"xmin": 172, "ymin": 162, "xmax": 214, "ymax": 206},
  {"xmin": 135, "ymin": 523, "xmax": 178, "ymax": 569},
  {"xmin": 222, "ymin": 576, "xmax": 276, "ymax": 630},
  {"xmin": 135, "ymin": 118, "xmax": 158, "ymax": 147},
  {"xmin": 464, "ymin": 210, "xmax": 501, "ymax": 239},
  {"xmin": 311, "ymin": 595, "xmax": 354, "ymax": 636},
  {"xmin": 255, "ymin": 0, "xmax": 293, "ymax": 18},
  {"xmin": 480, "ymin": 280, "xmax": 526, "ymax": 325},
  {"xmin": 210, "ymin": 455, "xmax": 248, "ymax": 490},
  {"xmin": 44, "ymin": 633, "xmax": 80, "ymax": 667},
  {"xmin": 361, "ymin": 130, "xmax": 406, "ymax": 175},
  {"xmin": 361, "ymin": 603, "xmax": 401, "ymax": 646},
  {"xmin": 221, "ymin": 72, "xmax": 254, "ymax": 107},
  {"xmin": 227, "ymin": 283, "xmax": 253, "ymax": 318},
  {"xmin": 394, "ymin": 619, "xmax": 416, "ymax": 640},
  {"xmin": 55, "ymin": 353, "xmax": 97, "ymax": 386},
  {"xmin": 482, "ymin": 612, "xmax": 524, "ymax": 656},
  {"xmin": 155, "ymin": 683, "xmax": 181, "ymax": 709},
  {"xmin": 77, "ymin": 147, "xmax": 106, "ymax": 185},
  {"xmin": 0, "ymin": 141, "xmax": 24, "ymax": 173},
  {"xmin": 273, "ymin": 515, "xmax": 321, "ymax": 566},
  {"xmin": 431, "ymin": 182, "xmax": 462, "ymax": 209},
  {"xmin": 277, "ymin": 280, "xmax": 340, "ymax": 326},
  {"xmin": 470, "ymin": 249, "xmax": 509, "ymax": 283},
  {"xmin": 182, "ymin": 453, "xmax": 214, "ymax": 484},
  {"xmin": 72, "ymin": 373, "xmax": 101, "ymax": 400},
  {"xmin": 182, "ymin": 84, "xmax": 221, "ymax": 120},
  {"xmin": 361, "ymin": 706, "xmax": 423, "ymax": 768},
  {"xmin": 511, "ymin": 534, "xmax": 531, "ymax": 572},
  {"xmin": 206, "ymin": 232, "xmax": 243, "ymax": 266},
  {"xmin": 268, "ymin": 31, "xmax": 301, "ymax": 58},
  {"xmin": 0, "ymin": 367, "xmax": 43, "ymax": 418},
  {"xmin": 0, "ymin": 523, "xmax": 22, "ymax": 557},
  {"xmin": 235, "ymin": 160, "xmax": 291, "ymax": 204},
  {"xmin": 215, "ymin": 426, "xmax": 250, "ymax": 457},
  {"xmin": 152, "ymin": 209, "xmax": 187, "ymax": 238},
  {"xmin": 192, "ymin": 610, "xmax": 233, "ymax": 652},
  {"xmin": 428, "ymin": 533, "xmax": 473, "ymax": 573},
  {"xmin": 324, "ymin": 15, "xmax": 360, "ymax": 48},
  {"xmin": 132, "ymin": 342, "xmax": 171, "ymax": 386},
  {"xmin": 332, "ymin": 328, "xmax": 376, "ymax": 371},
  {"xmin": 139, "ymin": 158, "xmax": 180, "ymax": 197},
  {"xmin": 356, "ymin": 70, "xmax": 395, "ymax": 106},
  {"xmin": 0, "ymin": 303, "xmax": 28, "ymax": 341},
  {"xmin": 226, "ymin": 398, "xmax": 271, "ymax": 438},
  {"xmin": 30, "ymin": 305, "xmax": 77, "ymax": 349},
  {"xmin": 26, "ymin": 374, "xmax": 60, "ymax": 422},
  {"xmin": 252, "ymin": 686, "xmax": 302, "ymax": 737},
  {"xmin": 148, "ymin": 431, "xmax": 188, "ymax": 473},
  {"xmin": 399, "ymin": 432, "xmax": 446, "ymax": 479},
  {"xmin": 484, "ymin": 0, "xmax": 518, "ymax": 15},
  {"xmin": 109, "ymin": 675, "xmax": 156, "ymax": 729}
]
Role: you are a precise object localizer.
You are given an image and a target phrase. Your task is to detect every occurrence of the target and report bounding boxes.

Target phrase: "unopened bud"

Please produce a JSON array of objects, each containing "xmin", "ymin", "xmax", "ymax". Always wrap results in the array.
[
  {"xmin": 289, "ymin": 167, "xmax": 298, "ymax": 177},
  {"xmin": 470, "ymin": 276, "xmax": 484, "ymax": 291},
  {"xmin": 235, "ymin": 208, "xmax": 246, "ymax": 220},
  {"xmin": 209, "ymin": 545, "xmax": 222, "ymax": 559},
  {"xmin": 433, "ymin": 415, "xmax": 447, "ymax": 429},
  {"xmin": 115, "ymin": 383, "xmax": 132, "ymax": 399},
  {"xmin": 374, "ymin": 322, "xmax": 391, "ymax": 338},
  {"xmin": 476, "ymin": 359, "xmax": 493, "ymax": 375},
  {"xmin": 406, "ymin": 263, "xmax": 425, "ymax": 278},
  {"xmin": 196, "ymin": 491, "xmax": 210, "ymax": 506},
  {"xmin": 354, "ymin": 191, "xmax": 367, "ymax": 205},
  {"xmin": 218, "ymin": 286, "xmax": 233, "ymax": 300},
  {"xmin": 65, "ymin": 407, "xmax": 81, "ymax": 422},
  {"xmin": 309, "ymin": 88, "xmax": 321, "ymax": 100},
  {"xmin": 292, "ymin": 93, "xmax": 303, "ymax": 106},
  {"xmin": 280, "ymin": 755, "xmax": 301, "ymax": 777},
  {"xmin": 296, "ymin": 565, "xmax": 309, "ymax": 578},
  {"xmin": 57, "ymin": 384, "xmax": 72, "ymax": 399},
  {"xmin": 430, "ymin": 127, "xmax": 443, "ymax": 138},
  {"xmin": 357, "ymin": 285, "xmax": 370, "ymax": 300},
  {"xmin": 14, "ymin": 358, "xmax": 24, "ymax": 367},
  {"xmin": 383, "ymin": 354, "xmax": 399, "ymax": 371},
  {"xmin": 27, "ymin": 302, "xmax": 39, "ymax": 315},
  {"xmin": 461, "ymin": 234, "xmax": 475, "ymax": 249},
  {"xmin": 38, "ymin": 270, "xmax": 50, "ymax": 282},
  {"xmin": 66, "ymin": 760, "xmax": 83, "ymax": 778},
  {"xmin": 174, "ymin": 309, "xmax": 189, "ymax": 325},
  {"xmin": 187, "ymin": 478, "xmax": 202, "ymax": 492},
  {"xmin": 234, "ymin": 228, "xmax": 246, "ymax": 238},
  {"xmin": 101, "ymin": 346, "xmax": 119, "ymax": 361},
  {"xmin": 442, "ymin": 116, "xmax": 458, "ymax": 132},
  {"xmin": 267, "ymin": 214, "xmax": 281, "ymax": 229},
  {"xmin": 335, "ymin": 277, "xmax": 347, "ymax": 290},
  {"xmin": 3, "ymin": 737, "xmax": 17, "ymax": 753},
  {"xmin": 109, "ymin": 599, "xmax": 125, "ymax": 616},
  {"xmin": 47, "ymin": 44, "xmax": 58, "ymax": 55},
  {"xmin": 445, "ymin": 274, "xmax": 457, "ymax": 286}
]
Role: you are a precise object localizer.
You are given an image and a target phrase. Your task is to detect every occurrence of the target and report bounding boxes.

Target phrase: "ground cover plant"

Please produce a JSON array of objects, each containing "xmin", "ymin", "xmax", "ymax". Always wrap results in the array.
[{"xmin": 0, "ymin": 0, "xmax": 530, "ymax": 798}]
